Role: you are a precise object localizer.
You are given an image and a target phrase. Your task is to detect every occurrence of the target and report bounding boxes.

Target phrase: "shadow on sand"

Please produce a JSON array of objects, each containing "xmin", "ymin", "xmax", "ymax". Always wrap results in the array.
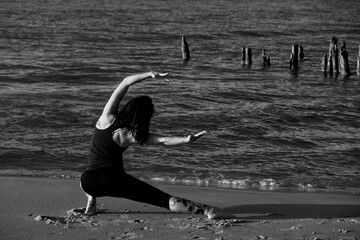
[{"xmin": 223, "ymin": 204, "xmax": 360, "ymax": 219}]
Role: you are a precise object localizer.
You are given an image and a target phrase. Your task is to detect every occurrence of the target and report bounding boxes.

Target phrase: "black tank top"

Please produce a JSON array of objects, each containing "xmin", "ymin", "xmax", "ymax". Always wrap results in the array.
[{"xmin": 87, "ymin": 120, "xmax": 127, "ymax": 171}]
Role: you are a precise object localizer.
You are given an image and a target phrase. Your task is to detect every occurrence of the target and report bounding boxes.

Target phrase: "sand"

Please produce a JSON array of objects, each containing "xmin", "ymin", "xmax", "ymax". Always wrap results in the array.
[{"xmin": 0, "ymin": 176, "xmax": 359, "ymax": 240}]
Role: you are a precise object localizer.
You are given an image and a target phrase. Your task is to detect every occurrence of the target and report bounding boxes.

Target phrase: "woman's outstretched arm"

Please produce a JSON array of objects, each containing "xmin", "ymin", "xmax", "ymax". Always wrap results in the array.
[
  {"xmin": 146, "ymin": 131, "xmax": 207, "ymax": 145},
  {"xmin": 98, "ymin": 72, "xmax": 168, "ymax": 128}
]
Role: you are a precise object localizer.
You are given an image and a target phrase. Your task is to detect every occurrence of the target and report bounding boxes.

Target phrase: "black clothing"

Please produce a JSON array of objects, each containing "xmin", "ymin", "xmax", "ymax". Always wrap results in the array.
[
  {"xmin": 81, "ymin": 120, "xmax": 171, "ymax": 210},
  {"xmin": 81, "ymin": 166, "xmax": 171, "ymax": 209},
  {"xmin": 87, "ymin": 121, "xmax": 127, "ymax": 171}
]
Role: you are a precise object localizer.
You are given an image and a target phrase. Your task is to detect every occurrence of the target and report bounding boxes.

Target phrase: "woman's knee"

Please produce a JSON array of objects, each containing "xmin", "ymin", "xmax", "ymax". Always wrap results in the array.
[{"xmin": 80, "ymin": 170, "xmax": 104, "ymax": 197}]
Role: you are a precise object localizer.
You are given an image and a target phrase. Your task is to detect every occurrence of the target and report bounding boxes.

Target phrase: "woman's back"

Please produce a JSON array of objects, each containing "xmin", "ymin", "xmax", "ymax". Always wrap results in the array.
[{"xmin": 87, "ymin": 121, "xmax": 127, "ymax": 171}]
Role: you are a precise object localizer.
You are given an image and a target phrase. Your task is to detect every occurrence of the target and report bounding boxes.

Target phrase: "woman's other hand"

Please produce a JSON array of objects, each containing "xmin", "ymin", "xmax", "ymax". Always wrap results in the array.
[{"xmin": 189, "ymin": 130, "xmax": 207, "ymax": 143}]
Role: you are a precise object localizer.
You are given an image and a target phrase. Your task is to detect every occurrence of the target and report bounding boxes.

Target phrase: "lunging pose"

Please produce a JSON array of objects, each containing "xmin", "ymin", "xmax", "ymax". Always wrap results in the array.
[{"xmin": 80, "ymin": 72, "xmax": 234, "ymax": 219}]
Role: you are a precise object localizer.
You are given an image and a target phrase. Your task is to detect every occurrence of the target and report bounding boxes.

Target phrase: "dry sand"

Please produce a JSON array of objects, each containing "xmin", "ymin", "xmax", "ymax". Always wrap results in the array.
[{"xmin": 0, "ymin": 176, "xmax": 359, "ymax": 240}]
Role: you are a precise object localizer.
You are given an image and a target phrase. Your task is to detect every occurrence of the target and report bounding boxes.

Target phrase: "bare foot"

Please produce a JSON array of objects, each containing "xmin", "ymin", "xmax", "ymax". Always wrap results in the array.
[
  {"xmin": 169, "ymin": 197, "xmax": 236, "ymax": 219},
  {"xmin": 80, "ymin": 182, "xmax": 97, "ymax": 215},
  {"xmin": 205, "ymin": 207, "xmax": 236, "ymax": 220},
  {"xmin": 84, "ymin": 194, "xmax": 97, "ymax": 215}
]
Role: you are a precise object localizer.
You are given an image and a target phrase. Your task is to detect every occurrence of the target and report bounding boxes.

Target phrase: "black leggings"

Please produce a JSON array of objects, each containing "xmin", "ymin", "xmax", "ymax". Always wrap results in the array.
[{"xmin": 81, "ymin": 167, "xmax": 171, "ymax": 210}]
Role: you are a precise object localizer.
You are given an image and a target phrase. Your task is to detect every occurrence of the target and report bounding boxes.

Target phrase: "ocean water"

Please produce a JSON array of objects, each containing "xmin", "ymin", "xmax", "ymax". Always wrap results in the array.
[{"xmin": 1, "ymin": 0, "xmax": 360, "ymax": 193}]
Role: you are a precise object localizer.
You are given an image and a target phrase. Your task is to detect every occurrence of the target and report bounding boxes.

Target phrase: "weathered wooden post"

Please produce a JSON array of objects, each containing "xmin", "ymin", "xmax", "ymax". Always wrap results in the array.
[
  {"xmin": 357, "ymin": 45, "xmax": 360, "ymax": 76},
  {"xmin": 321, "ymin": 53, "xmax": 328, "ymax": 74},
  {"xmin": 241, "ymin": 46, "xmax": 246, "ymax": 64},
  {"xmin": 241, "ymin": 47, "xmax": 252, "ymax": 65},
  {"xmin": 262, "ymin": 49, "xmax": 270, "ymax": 66},
  {"xmin": 327, "ymin": 37, "xmax": 339, "ymax": 75},
  {"xmin": 339, "ymin": 42, "xmax": 351, "ymax": 77},
  {"xmin": 245, "ymin": 47, "xmax": 252, "ymax": 65},
  {"xmin": 181, "ymin": 36, "xmax": 190, "ymax": 61},
  {"xmin": 290, "ymin": 44, "xmax": 299, "ymax": 69},
  {"xmin": 299, "ymin": 45, "xmax": 304, "ymax": 60},
  {"xmin": 327, "ymin": 51, "xmax": 334, "ymax": 75}
]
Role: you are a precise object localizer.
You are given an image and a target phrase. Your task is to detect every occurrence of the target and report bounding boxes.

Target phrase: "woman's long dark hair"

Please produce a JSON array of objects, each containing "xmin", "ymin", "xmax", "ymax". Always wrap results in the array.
[{"xmin": 116, "ymin": 96, "xmax": 154, "ymax": 145}]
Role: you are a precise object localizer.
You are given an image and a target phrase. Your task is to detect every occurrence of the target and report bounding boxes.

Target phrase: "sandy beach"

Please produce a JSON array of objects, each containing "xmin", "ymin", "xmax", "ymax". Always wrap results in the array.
[{"xmin": 1, "ymin": 176, "xmax": 359, "ymax": 240}]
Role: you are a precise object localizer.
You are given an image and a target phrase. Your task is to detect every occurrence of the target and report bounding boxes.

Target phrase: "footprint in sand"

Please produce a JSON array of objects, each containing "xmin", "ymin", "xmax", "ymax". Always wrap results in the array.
[{"xmin": 121, "ymin": 230, "xmax": 143, "ymax": 239}]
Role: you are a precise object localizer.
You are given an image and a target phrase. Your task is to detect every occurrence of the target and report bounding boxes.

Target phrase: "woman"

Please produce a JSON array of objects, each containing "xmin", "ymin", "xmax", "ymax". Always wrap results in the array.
[{"xmin": 80, "ymin": 71, "xmax": 234, "ymax": 220}]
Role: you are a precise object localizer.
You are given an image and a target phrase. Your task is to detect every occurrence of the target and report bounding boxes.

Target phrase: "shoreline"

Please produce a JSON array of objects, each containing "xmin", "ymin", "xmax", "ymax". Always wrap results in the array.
[
  {"xmin": 1, "ymin": 176, "xmax": 360, "ymax": 240},
  {"xmin": 1, "ymin": 171, "xmax": 360, "ymax": 196}
]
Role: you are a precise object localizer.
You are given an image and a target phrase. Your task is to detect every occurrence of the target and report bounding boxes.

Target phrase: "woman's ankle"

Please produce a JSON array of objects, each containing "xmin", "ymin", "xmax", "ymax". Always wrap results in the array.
[{"xmin": 85, "ymin": 195, "xmax": 97, "ymax": 214}]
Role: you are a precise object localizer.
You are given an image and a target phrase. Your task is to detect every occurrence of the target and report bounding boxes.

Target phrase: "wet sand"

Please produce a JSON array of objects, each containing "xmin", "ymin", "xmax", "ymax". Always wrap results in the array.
[{"xmin": 1, "ymin": 176, "xmax": 359, "ymax": 240}]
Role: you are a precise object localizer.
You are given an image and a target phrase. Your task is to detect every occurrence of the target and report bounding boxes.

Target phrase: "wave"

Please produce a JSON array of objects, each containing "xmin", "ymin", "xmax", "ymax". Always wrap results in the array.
[{"xmin": 1, "ymin": 169, "xmax": 359, "ymax": 195}]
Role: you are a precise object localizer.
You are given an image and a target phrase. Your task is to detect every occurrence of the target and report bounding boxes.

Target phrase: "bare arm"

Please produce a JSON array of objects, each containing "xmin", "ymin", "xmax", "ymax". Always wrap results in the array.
[
  {"xmin": 98, "ymin": 72, "xmax": 168, "ymax": 128},
  {"xmin": 146, "ymin": 131, "xmax": 207, "ymax": 146}
]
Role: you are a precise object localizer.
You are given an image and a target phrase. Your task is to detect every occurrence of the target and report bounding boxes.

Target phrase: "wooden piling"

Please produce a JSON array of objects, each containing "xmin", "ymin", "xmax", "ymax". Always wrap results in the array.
[
  {"xmin": 261, "ymin": 49, "xmax": 267, "ymax": 66},
  {"xmin": 241, "ymin": 47, "xmax": 252, "ymax": 65},
  {"xmin": 327, "ymin": 37, "xmax": 339, "ymax": 75},
  {"xmin": 241, "ymin": 47, "xmax": 246, "ymax": 64},
  {"xmin": 245, "ymin": 47, "xmax": 252, "ymax": 65},
  {"xmin": 299, "ymin": 45, "xmax": 304, "ymax": 60},
  {"xmin": 328, "ymin": 51, "xmax": 334, "ymax": 76},
  {"xmin": 262, "ymin": 49, "xmax": 270, "ymax": 66},
  {"xmin": 321, "ymin": 53, "xmax": 328, "ymax": 73},
  {"xmin": 181, "ymin": 36, "xmax": 190, "ymax": 61},
  {"xmin": 290, "ymin": 44, "xmax": 299, "ymax": 69},
  {"xmin": 357, "ymin": 45, "xmax": 360, "ymax": 76},
  {"xmin": 339, "ymin": 42, "xmax": 351, "ymax": 76}
]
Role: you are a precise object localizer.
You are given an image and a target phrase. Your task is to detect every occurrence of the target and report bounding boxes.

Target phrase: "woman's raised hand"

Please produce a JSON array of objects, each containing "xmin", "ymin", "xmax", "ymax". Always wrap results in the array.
[{"xmin": 150, "ymin": 72, "xmax": 170, "ymax": 81}]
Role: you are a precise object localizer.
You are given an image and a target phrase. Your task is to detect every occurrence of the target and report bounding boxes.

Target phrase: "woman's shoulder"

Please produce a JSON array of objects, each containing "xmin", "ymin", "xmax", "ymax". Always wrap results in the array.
[{"xmin": 96, "ymin": 114, "xmax": 116, "ymax": 130}]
